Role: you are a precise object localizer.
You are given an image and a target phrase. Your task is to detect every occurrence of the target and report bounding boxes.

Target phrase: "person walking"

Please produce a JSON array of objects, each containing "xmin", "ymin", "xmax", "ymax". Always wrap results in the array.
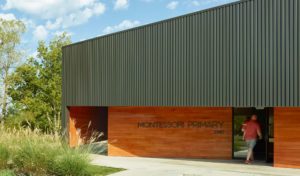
[
  {"xmin": 243, "ymin": 114, "xmax": 262, "ymax": 164},
  {"xmin": 241, "ymin": 116, "xmax": 251, "ymax": 140}
]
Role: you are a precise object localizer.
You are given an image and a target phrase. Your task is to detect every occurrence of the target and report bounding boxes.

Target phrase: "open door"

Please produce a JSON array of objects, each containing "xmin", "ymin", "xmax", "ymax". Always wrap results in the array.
[{"xmin": 233, "ymin": 108, "xmax": 273, "ymax": 162}]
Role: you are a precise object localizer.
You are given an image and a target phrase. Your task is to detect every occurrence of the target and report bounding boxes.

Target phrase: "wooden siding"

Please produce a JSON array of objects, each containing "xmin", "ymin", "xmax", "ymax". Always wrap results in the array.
[
  {"xmin": 69, "ymin": 107, "xmax": 108, "ymax": 147},
  {"xmin": 274, "ymin": 108, "xmax": 300, "ymax": 168},
  {"xmin": 108, "ymin": 107, "xmax": 232, "ymax": 159}
]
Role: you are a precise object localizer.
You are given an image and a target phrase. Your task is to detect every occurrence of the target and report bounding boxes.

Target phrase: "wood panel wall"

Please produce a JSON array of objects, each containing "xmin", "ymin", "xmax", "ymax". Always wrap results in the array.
[
  {"xmin": 69, "ymin": 107, "xmax": 108, "ymax": 147},
  {"xmin": 274, "ymin": 108, "xmax": 300, "ymax": 168},
  {"xmin": 108, "ymin": 107, "xmax": 232, "ymax": 159}
]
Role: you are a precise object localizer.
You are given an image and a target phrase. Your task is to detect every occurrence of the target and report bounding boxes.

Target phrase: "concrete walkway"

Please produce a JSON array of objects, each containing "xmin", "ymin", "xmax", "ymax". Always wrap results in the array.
[{"xmin": 90, "ymin": 155, "xmax": 300, "ymax": 176}]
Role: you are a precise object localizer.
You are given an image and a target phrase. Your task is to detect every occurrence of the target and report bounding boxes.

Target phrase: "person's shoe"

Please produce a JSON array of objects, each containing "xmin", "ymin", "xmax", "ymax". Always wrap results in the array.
[{"xmin": 245, "ymin": 160, "xmax": 251, "ymax": 164}]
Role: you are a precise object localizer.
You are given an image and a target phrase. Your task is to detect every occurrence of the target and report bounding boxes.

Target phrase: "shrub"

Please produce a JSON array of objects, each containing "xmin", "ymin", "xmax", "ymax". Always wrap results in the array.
[
  {"xmin": 13, "ymin": 141, "xmax": 49, "ymax": 175},
  {"xmin": 48, "ymin": 148, "xmax": 90, "ymax": 176}
]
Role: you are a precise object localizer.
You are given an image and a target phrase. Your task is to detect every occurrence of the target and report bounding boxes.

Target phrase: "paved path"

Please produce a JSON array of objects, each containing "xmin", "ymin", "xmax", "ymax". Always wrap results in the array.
[{"xmin": 91, "ymin": 155, "xmax": 300, "ymax": 176}]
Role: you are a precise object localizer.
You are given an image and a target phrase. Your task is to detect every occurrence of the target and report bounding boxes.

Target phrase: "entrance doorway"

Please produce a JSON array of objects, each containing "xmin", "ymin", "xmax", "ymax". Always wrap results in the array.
[
  {"xmin": 233, "ymin": 108, "xmax": 274, "ymax": 162},
  {"xmin": 68, "ymin": 106, "xmax": 108, "ymax": 155}
]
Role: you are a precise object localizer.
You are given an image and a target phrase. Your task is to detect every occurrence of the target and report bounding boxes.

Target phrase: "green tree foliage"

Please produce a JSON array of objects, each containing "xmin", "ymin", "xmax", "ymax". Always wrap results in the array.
[
  {"xmin": 7, "ymin": 34, "xmax": 71, "ymax": 132},
  {"xmin": 0, "ymin": 19, "xmax": 26, "ymax": 119}
]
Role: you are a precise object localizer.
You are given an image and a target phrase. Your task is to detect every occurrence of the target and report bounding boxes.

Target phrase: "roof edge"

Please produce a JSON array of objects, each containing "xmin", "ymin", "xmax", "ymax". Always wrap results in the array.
[{"xmin": 63, "ymin": 0, "xmax": 251, "ymax": 49}]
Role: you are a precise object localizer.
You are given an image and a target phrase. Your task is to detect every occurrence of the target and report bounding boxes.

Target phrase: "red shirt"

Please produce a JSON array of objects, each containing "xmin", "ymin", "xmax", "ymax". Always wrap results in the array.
[{"xmin": 244, "ymin": 120, "xmax": 261, "ymax": 140}]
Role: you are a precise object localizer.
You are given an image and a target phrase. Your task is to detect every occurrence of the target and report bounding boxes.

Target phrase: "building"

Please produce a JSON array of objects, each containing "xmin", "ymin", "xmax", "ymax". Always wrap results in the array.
[{"xmin": 62, "ymin": 0, "xmax": 300, "ymax": 169}]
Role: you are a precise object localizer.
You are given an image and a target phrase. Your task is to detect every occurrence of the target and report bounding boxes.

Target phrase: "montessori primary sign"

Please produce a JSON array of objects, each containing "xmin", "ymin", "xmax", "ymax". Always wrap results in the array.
[
  {"xmin": 137, "ymin": 121, "xmax": 226, "ymax": 134},
  {"xmin": 137, "ymin": 121, "xmax": 224, "ymax": 129}
]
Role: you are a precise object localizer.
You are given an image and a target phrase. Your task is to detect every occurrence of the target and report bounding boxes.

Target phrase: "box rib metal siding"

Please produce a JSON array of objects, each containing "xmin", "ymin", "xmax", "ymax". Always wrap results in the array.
[{"xmin": 62, "ymin": 0, "xmax": 300, "ymax": 126}]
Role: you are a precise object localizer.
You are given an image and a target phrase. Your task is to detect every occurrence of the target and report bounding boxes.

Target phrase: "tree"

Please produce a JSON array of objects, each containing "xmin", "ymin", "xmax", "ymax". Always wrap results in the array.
[
  {"xmin": 0, "ymin": 19, "xmax": 26, "ymax": 120},
  {"xmin": 7, "ymin": 33, "xmax": 71, "ymax": 132}
]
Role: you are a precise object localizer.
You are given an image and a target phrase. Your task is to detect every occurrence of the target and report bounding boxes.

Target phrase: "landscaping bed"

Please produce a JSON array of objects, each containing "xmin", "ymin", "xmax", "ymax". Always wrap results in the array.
[{"xmin": 0, "ymin": 126, "xmax": 123, "ymax": 176}]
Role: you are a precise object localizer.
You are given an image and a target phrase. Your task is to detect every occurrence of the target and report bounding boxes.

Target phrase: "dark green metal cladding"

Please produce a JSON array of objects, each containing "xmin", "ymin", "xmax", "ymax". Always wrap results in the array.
[{"xmin": 62, "ymin": 0, "xmax": 300, "ymax": 127}]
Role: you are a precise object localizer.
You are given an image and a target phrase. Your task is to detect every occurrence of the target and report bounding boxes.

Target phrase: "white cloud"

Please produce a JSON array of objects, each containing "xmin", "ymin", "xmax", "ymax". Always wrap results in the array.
[
  {"xmin": 53, "ymin": 31, "xmax": 73, "ymax": 37},
  {"xmin": 0, "ymin": 13, "xmax": 16, "ymax": 20},
  {"xmin": 103, "ymin": 20, "xmax": 140, "ymax": 34},
  {"xmin": 20, "ymin": 18, "xmax": 36, "ymax": 29},
  {"xmin": 2, "ymin": 0, "xmax": 106, "ymax": 29},
  {"xmin": 114, "ymin": 0, "xmax": 129, "ymax": 10},
  {"xmin": 190, "ymin": 0, "xmax": 200, "ymax": 6},
  {"xmin": 33, "ymin": 25, "xmax": 48, "ymax": 40},
  {"xmin": 2, "ymin": 0, "xmax": 102, "ymax": 19},
  {"xmin": 29, "ymin": 51, "xmax": 38, "ymax": 58},
  {"xmin": 54, "ymin": 3, "xmax": 105, "ymax": 29},
  {"xmin": 0, "ymin": 14, "xmax": 35, "ymax": 30},
  {"xmin": 166, "ymin": 1, "xmax": 179, "ymax": 10},
  {"xmin": 46, "ymin": 18, "xmax": 63, "ymax": 30}
]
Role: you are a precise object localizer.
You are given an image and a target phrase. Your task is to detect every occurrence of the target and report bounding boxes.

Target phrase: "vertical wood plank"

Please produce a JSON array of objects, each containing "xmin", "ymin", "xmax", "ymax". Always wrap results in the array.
[
  {"xmin": 274, "ymin": 108, "xmax": 300, "ymax": 169},
  {"xmin": 108, "ymin": 107, "xmax": 232, "ymax": 159}
]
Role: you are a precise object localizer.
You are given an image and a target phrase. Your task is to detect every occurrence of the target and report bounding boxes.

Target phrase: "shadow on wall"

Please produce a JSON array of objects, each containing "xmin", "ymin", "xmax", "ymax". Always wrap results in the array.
[{"xmin": 68, "ymin": 106, "xmax": 108, "ymax": 147}]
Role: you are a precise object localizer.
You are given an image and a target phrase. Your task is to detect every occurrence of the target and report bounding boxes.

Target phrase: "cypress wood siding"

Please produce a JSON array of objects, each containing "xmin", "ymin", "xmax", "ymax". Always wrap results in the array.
[
  {"xmin": 274, "ymin": 108, "xmax": 300, "ymax": 168},
  {"xmin": 108, "ymin": 107, "xmax": 232, "ymax": 159}
]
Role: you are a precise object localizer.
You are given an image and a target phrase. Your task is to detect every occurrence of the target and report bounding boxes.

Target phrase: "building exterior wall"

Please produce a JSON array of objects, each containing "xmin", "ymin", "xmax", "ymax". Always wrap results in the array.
[
  {"xmin": 274, "ymin": 108, "xmax": 300, "ymax": 168},
  {"xmin": 108, "ymin": 107, "xmax": 232, "ymax": 159},
  {"xmin": 62, "ymin": 0, "xmax": 300, "ymax": 169},
  {"xmin": 62, "ymin": 0, "xmax": 300, "ymax": 128},
  {"xmin": 62, "ymin": 0, "xmax": 300, "ymax": 127}
]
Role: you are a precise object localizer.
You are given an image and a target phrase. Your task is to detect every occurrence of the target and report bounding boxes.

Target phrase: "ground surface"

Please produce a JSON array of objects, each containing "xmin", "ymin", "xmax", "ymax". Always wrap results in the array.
[{"xmin": 91, "ymin": 155, "xmax": 300, "ymax": 176}]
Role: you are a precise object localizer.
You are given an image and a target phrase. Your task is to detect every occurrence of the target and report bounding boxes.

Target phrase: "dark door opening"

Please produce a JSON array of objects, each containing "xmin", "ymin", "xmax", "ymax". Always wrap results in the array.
[
  {"xmin": 233, "ymin": 108, "xmax": 273, "ymax": 162},
  {"xmin": 68, "ymin": 106, "xmax": 108, "ymax": 155}
]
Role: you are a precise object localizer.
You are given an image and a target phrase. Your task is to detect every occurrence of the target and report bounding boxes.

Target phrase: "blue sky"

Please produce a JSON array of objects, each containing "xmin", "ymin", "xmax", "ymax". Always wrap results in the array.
[{"xmin": 0, "ymin": 0, "xmax": 238, "ymax": 57}]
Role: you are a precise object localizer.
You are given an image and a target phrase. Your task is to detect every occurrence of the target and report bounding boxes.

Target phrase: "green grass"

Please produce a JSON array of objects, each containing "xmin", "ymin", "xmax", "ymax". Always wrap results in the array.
[
  {"xmin": 0, "ymin": 125, "xmax": 123, "ymax": 176},
  {"xmin": 86, "ymin": 165, "xmax": 125, "ymax": 176},
  {"xmin": 0, "ymin": 166, "xmax": 123, "ymax": 176},
  {"xmin": 0, "ymin": 170, "xmax": 15, "ymax": 176},
  {"xmin": 0, "ymin": 146, "xmax": 10, "ymax": 170}
]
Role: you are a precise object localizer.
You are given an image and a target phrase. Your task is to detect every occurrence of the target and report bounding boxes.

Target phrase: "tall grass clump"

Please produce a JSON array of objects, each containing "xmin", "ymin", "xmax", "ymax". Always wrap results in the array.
[
  {"xmin": 0, "ymin": 146, "xmax": 10, "ymax": 169},
  {"xmin": 0, "ymin": 124, "xmax": 92, "ymax": 176},
  {"xmin": 0, "ymin": 170, "xmax": 15, "ymax": 176}
]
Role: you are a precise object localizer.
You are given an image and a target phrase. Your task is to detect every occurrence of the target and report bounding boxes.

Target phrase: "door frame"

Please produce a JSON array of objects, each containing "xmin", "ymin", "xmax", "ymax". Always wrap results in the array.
[{"xmin": 232, "ymin": 107, "xmax": 274, "ymax": 162}]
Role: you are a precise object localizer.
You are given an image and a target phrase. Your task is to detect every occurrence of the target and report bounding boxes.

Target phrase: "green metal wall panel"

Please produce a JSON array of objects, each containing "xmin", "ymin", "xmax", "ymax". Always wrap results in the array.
[{"xmin": 62, "ymin": 0, "xmax": 300, "ymax": 127}]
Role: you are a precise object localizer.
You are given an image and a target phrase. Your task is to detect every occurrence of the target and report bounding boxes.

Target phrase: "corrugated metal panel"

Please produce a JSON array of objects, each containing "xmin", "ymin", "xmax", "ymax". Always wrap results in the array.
[{"xmin": 62, "ymin": 0, "xmax": 300, "ymax": 127}]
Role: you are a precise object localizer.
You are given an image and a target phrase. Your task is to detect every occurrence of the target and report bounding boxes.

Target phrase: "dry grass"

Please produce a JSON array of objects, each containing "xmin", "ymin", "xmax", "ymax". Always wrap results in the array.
[{"xmin": 0, "ymin": 124, "xmax": 122, "ymax": 176}]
